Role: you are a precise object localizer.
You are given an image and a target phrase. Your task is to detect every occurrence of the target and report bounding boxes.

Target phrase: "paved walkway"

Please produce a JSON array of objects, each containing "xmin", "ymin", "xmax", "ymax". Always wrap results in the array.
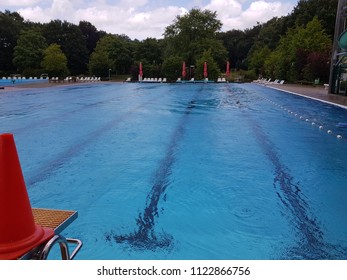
[{"xmin": 267, "ymin": 83, "xmax": 347, "ymax": 108}]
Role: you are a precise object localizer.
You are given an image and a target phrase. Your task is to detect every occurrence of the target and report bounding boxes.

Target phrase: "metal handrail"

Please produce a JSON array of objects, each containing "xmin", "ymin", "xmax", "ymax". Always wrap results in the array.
[
  {"xmin": 39, "ymin": 235, "xmax": 83, "ymax": 260},
  {"xmin": 66, "ymin": 238, "xmax": 83, "ymax": 260}
]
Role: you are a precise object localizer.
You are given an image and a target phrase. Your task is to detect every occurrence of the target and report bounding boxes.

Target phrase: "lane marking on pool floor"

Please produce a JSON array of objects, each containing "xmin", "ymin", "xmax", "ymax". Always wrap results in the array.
[
  {"xmin": 108, "ymin": 88, "xmax": 202, "ymax": 250},
  {"xmin": 225, "ymin": 84, "xmax": 347, "ymax": 259}
]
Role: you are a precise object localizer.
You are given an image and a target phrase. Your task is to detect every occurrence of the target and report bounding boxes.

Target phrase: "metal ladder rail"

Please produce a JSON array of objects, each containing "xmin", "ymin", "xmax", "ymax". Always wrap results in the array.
[{"xmin": 39, "ymin": 235, "xmax": 83, "ymax": 260}]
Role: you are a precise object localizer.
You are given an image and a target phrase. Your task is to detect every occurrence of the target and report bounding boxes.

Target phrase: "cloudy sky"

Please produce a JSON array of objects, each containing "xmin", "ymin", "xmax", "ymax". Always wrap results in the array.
[{"xmin": 1, "ymin": 0, "xmax": 298, "ymax": 40}]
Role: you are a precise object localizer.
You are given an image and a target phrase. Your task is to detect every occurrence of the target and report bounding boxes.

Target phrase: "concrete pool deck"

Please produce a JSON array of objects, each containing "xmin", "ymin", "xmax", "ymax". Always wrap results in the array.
[{"xmin": 267, "ymin": 83, "xmax": 347, "ymax": 109}]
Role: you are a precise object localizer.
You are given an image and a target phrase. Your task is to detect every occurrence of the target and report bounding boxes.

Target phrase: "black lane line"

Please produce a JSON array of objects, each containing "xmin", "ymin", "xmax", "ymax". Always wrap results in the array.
[
  {"xmin": 225, "ymin": 85, "xmax": 347, "ymax": 259},
  {"xmin": 25, "ymin": 95, "xmax": 162, "ymax": 188},
  {"xmin": 108, "ymin": 99, "xmax": 197, "ymax": 251},
  {"xmin": 9, "ymin": 86, "xmax": 143, "ymax": 135}
]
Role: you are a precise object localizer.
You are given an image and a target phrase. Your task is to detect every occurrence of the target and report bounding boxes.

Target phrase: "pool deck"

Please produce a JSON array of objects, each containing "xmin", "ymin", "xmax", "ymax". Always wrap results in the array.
[{"xmin": 266, "ymin": 83, "xmax": 347, "ymax": 109}]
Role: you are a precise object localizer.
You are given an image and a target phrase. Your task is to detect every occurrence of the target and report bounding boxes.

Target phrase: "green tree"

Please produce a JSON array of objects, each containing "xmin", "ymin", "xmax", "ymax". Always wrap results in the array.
[
  {"xmin": 248, "ymin": 45, "xmax": 271, "ymax": 76},
  {"xmin": 78, "ymin": 21, "xmax": 104, "ymax": 55},
  {"xmin": 288, "ymin": 0, "xmax": 338, "ymax": 39},
  {"xmin": 162, "ymin": 55, "xmax": 183, "ymax": 82},
  {"xmin": 88, "ymin": 35, "xmax": 115, "ymax": 77},
  {"xmin": 0, "ymin": 11, "xmax": 24, "ymax": 73},
  {"xmin": 195, "ymin": 49, "xmax": 220, "ymax": 80},
  {"xmin": 13, "ymin": 29, "xmax": 47, "ymax": 74},
  {"xmin": 163, "ymin": 8, "xmax": 226, "ymax": 67},
  {"xmin": 43, "ymin": 20, "xmax": 88, "ymax": 75},
  {"xmin": 134, "ymin": 38, "xmax": 163, "ymax": 64},
  {"xmin": 41, "ymin": 44, "xmax": 69, "ymax": 78},
  {"xmin": 263, "ymin": 17, "xmax": 331, "ymax": 81},
  {"xmin": 108, "ymin": 35, "xmax": 135, "ymax": 75},
  {"xmin": 218, "ymin": 26, "xmax": 261, "ymax": 70}
]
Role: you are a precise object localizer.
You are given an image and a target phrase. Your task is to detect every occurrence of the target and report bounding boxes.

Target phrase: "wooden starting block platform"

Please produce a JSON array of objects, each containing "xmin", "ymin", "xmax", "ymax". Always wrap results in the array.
[
  {"xmin": 20, "ymin": 208, "xmax": 82, "ymax": 260},
  {"xmin": 32, "ymin": 208, "xmax": 78, "ymax": 234}
]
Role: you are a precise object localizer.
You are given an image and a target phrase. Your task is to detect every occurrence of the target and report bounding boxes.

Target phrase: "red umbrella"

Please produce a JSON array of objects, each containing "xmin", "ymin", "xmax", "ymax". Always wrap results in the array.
[
  {"xmin": 182, "ymin": 61, "xmax": 186, "ymax": 77},
  {"xmin": 139, "ymin": 62, "xmax": 143, "ymax": 80},
  {"xmin": 203, "ymin": 61, "xmax": 208, "ymax": 78},
  {"xmin": 226, "ymin": 61, "xmax": 230, "ymax": 77}
]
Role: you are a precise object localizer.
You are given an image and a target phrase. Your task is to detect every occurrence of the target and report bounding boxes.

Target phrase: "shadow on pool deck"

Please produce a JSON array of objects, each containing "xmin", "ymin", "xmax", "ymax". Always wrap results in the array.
[{"xmin": 267, "ymin": 83, "xmax": 347, "ymax": 108}]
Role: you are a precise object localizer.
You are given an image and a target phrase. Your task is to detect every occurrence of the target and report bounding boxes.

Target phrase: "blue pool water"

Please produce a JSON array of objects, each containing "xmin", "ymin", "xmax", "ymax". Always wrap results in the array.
[
  {"xmin": 0, "ymin": 78, "xmax": 48, "ymax": 87},
  {"xmin": 1, "ymin": 83, "xmax": 347, "ymax": 260}
]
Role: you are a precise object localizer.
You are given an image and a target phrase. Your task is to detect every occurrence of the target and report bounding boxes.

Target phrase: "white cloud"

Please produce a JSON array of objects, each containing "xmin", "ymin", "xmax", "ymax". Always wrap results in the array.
[
  {"xmin": 1, "ymin": 0, "xmax": 41, "ymax": 7},
  {"xmin": 218, "ymin": 0, "xmax": 294, "ymax": 31},
  {"xmin": 73, "ymin": 4, "xmax": 186, "ymax": 39},
  {"xmin": 204, "ymin": 0, "xmax": 243, "ymax": 18},
  {"xmin": 10, "ymin": 0, "xmax": 295, "ymax": 40}
]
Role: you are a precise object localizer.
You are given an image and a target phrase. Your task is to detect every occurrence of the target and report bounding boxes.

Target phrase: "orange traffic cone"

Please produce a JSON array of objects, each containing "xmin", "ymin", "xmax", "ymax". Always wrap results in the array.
[{"xmin": 0, "ymin": 133, "xmax": 54, "ymax": 259}]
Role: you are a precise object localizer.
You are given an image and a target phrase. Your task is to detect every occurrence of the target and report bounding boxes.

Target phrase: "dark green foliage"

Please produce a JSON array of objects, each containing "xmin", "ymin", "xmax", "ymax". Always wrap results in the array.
[
  {"xmin": 162, "ymin": 55, "xmax": 184, "ymax": 82},
  {"xmin": 79, "ymin": 21, "xmax": 103, "ymax": 55},
  {"xmin": 0, "ymin": 11, "xmax": 24, "ymax": 72},
  {"xmin": 13, "ymin": 29, "xmax": 47, "ymax": 73},
  {"xmin": 164, "ymin": 8, "xmax": 227, "ymax": 67},
  {"xmin": 41, "ymin": 43, "xmax": 69, "ymax": 78},
  {"xmin": 289, "ymin": 0, "xmax": 338, "ymax": 38},
  {"xmin": 0, "ymin": 0, "xmax": 339, "ymax": 81},
  {"xmin": 42, "ymin": 20, "xmax": 89, "ymax": 75},
  {"xmin": 88, "ymin": 35, "xmax": 115, "ymax": 77},
  {"xmin": 134, "ymin": 38, "xmax": 163, "ymax": 65},
  {"xmin": 195, "ymin": 49, "xmax": 220, "ymax": 80}
]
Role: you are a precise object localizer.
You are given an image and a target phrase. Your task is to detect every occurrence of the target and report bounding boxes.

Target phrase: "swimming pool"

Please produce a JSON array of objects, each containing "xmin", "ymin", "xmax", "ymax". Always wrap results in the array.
[
  {"xmin": 1, "ymin": 83, "xmax": 347, "ymax": 260},
  {"xmin": 0, "ymin": 78, "xmax": 48, "ymax": 87}
]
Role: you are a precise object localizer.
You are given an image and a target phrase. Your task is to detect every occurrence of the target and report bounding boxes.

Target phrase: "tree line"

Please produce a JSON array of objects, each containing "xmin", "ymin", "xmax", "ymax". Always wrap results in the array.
[{"xmin": 0, "ymin": 0, "xmax": 338, "ymax": 83}]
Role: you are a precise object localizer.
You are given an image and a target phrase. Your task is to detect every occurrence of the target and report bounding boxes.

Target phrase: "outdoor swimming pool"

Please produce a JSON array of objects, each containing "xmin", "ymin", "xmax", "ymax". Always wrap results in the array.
[
  {"xmin": 0, "ymin": 78, "xmax": 47, "ymax": 87},
  {"xmin": 1, "ymin": 83, "xmax": 347, "ymax": 260}
]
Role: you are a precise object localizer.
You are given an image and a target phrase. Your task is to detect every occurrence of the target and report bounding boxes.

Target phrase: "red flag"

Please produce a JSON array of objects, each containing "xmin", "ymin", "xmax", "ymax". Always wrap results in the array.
[
  {"xmin": 226, "ymin": 61, "xmax": 230, "ymax": 77},
  {"xmin": 203, "ymin": 61, "xmax": 208, "ymax": 78},
  {"xmin": 182, "ymin": 61, "xmax": 186, "ymax": 77}
]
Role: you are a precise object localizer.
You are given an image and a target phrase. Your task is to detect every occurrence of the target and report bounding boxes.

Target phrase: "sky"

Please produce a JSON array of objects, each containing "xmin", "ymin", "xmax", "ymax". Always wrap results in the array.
[{"xmin": 1, "ymin": 0, "xmax": 299, "ymax": 40}]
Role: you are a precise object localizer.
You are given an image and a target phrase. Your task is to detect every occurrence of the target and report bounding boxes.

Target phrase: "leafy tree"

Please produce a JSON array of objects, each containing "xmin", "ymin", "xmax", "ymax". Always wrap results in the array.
[
  {"xmin": 195, "ymin": 49, "xmax": 220, "ymax": 80},
  {"xmin": 41, "ymin": 44, "xmax": 69, "ymax": 78},
  {"xmin": 263, "ymin": 17, "xmax": 332, "ymax": 82},
  {"xmin": 108, "ymin": 35, "xmax": 135, "ymax": 75},
  {"xmin": 43, "ymin": 20, "xmax": 88, "ymax": 75},
  {"xmin": 303, "ymin": 49, "xmax": 331, "ymax": 82},
  {"xmin": 88, "ymin": 35, "xmax": 115, "ymax": 77},
  {"xmin": 13, "ymin": 29, "xmax": 47, "ymax": 74},
  {"xmin": 248, "ymin": 45, "xmax": 271, "ymax": 76},
  {"xmin": 255, "ymin": 17, "xmax": 289, "ymax": 50},
  {"xmin": 263, "ymin": 49, "xmax": 285, "ymax": 79},
  {"xmin": 162, "ymin": 55, "xmax": 183, "ymax": 82},
  {"xmin": 288, "ymin": 0, "xmax": 338, "ymax": 38},
  {"xmin": 79, "ymin": 21, "xmax": 103, "ymax": 55},
  {"xmin": 163, "ymin": 8, "xmax": 226, "ymax": 67},
  {"xmin": 0, "ymin": 11, "xmax": 24, "ymax": 72},
  {"xmin": 218, "ymin": 26, "xmax": 261, "ymax": 70},
  {"xmin": 134, "ymin": 38, "xmax": 163, "ymax": 64}
]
